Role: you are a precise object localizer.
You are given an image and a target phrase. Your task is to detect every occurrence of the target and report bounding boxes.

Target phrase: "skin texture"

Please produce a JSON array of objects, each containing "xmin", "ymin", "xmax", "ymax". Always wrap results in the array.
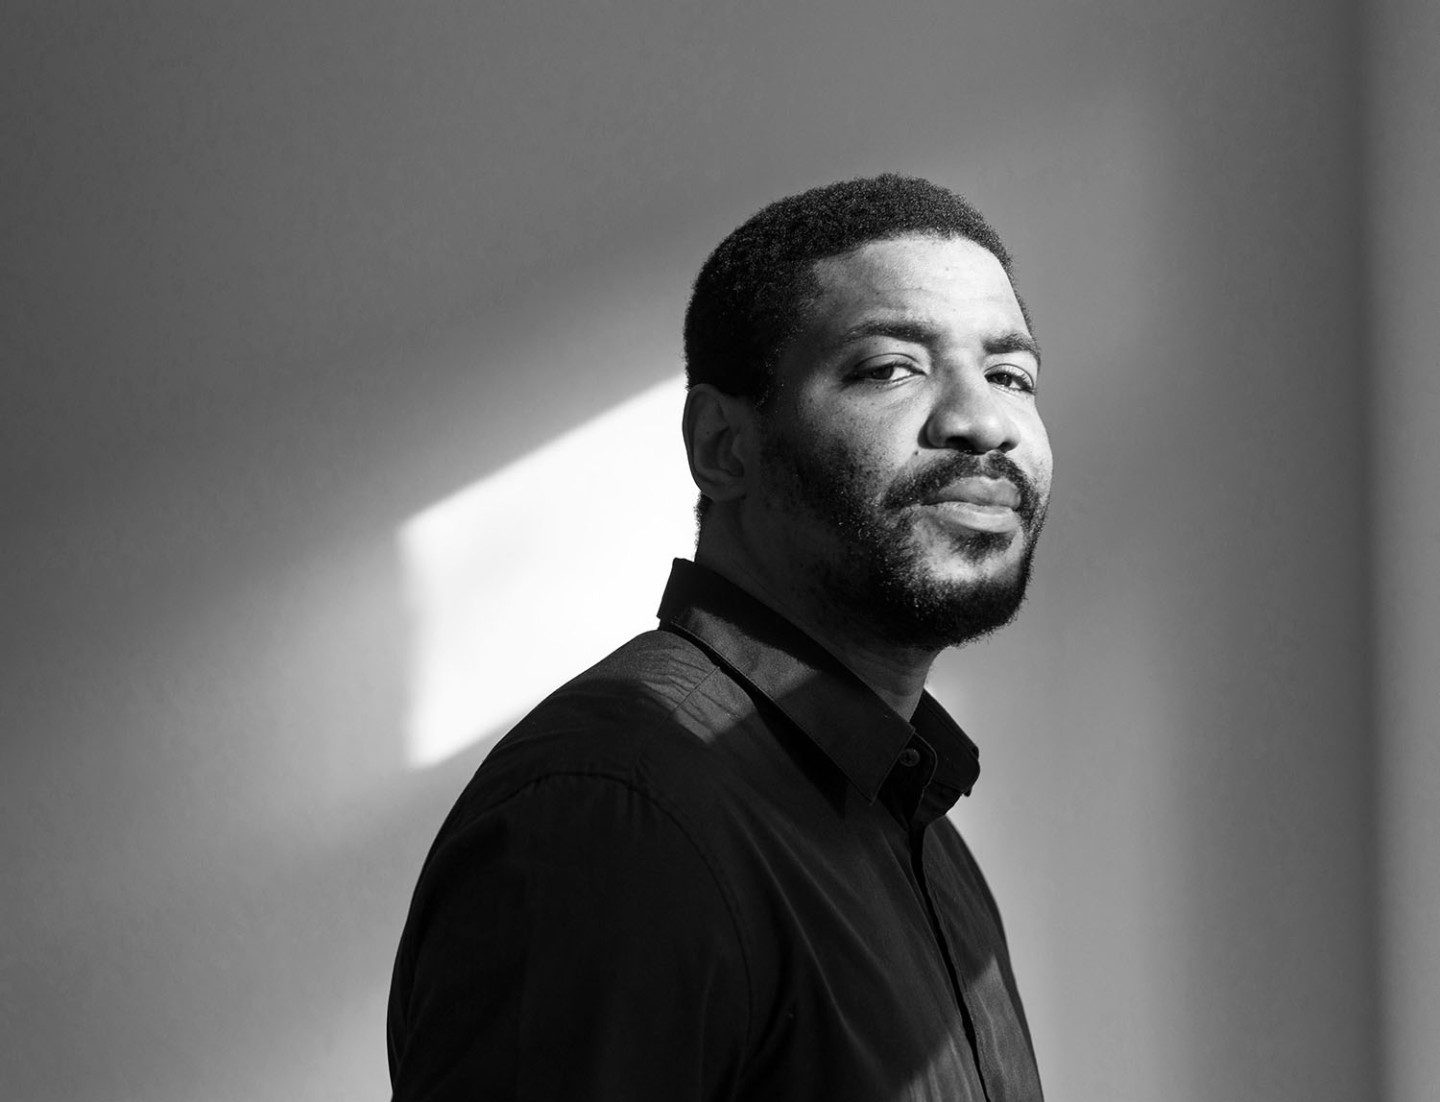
[{"xmin": 685, "ymin": 234, "xmax": 1052, "ymax": 719}]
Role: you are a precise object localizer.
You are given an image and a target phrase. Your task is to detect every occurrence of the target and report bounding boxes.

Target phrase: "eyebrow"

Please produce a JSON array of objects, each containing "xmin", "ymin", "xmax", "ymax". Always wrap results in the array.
[
  {"xmin": 984, "ymin": 331, "xmax": 1043, "ymax": 368},
  {"xmin": 833, "ymin": 318, "xmax": 1043, "ymax": 369}
]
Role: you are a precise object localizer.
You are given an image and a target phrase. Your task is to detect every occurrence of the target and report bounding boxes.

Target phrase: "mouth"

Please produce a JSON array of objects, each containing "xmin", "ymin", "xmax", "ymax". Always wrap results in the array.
[
  {"xmin": 922, "ymin": 499, "xmax": 1022, "ymax": 534},
  {"xmin": 924, "ymin": 476, "xmax": 1021, "ymax": 509},
  {"xmin": 918, "ymin": 478, "xmax": 1024, "ymax": 534}
]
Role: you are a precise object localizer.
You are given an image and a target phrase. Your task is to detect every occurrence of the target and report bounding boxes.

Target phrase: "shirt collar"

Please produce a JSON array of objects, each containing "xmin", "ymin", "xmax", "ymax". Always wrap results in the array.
[{"xmin": 655, "ymin": 559, "xmax": 980, "ymax": 807}]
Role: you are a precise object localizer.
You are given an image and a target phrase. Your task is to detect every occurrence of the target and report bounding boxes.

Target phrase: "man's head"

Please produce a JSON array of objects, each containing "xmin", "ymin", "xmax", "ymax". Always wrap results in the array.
[
  {"xmin": 684, "ymin": 174, "xmax": 1025, "ymax": 413},
  {"xmin": 682, "ymin": 175, "xmax": 1052, "ymax": 652}
]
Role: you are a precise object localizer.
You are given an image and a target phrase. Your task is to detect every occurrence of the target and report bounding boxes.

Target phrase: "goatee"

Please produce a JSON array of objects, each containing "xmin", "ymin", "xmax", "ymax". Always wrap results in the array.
[{"xmin": 767, "ymin": 441, "xmax": 1048, "ymax": 650}]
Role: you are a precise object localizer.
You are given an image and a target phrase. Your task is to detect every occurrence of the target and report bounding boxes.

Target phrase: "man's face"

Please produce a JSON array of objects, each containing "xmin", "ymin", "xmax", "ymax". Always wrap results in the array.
[{"xmin": 748, "ymin": 233, "xmax": 1052, "ymax": 650}]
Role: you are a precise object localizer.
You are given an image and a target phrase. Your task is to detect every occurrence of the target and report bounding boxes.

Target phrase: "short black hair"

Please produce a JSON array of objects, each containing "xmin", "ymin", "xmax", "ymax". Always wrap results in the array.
[{"xmin": 683, "ymin": 173, "xmax": 1020, "ymax": 407}]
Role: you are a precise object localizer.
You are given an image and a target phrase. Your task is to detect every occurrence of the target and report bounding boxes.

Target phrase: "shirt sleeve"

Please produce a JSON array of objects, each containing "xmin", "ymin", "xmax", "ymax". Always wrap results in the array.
[{"xmin": 389, "ymin": 771, "xmax": 751, "ymax": 1101}]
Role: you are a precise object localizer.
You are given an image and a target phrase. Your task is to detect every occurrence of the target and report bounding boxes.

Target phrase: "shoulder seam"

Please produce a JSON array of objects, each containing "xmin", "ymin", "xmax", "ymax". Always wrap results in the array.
[{"xmin": 661, "ymin": 663, "xmax": 732, "ymax": 727}]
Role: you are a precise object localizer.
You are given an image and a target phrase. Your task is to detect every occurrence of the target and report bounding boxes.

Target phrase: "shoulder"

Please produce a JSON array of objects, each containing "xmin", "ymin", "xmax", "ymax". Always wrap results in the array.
[
  {"xmin": 399, "ymin": 625, "xmax": 765, "ymax": 973},
  {"xmin": 439, "ymin": 627, "xmax": 760, "ymax": 841},
  {"xmin": 390, "ymin": 665, "xmax": 761, "ymax": 1089}
]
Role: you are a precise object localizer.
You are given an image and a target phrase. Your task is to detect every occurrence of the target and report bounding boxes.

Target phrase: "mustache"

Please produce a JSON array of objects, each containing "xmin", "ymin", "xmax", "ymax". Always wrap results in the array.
[{"xmin": 881, "ymin": 451, "xmax": 1042, "ymax": 522}]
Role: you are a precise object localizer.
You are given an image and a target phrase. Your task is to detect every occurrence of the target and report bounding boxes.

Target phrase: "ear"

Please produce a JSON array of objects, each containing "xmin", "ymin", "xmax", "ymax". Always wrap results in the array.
[{"xmin": 682, "ymin": 384, "xmax": 758, "ymax": 506}]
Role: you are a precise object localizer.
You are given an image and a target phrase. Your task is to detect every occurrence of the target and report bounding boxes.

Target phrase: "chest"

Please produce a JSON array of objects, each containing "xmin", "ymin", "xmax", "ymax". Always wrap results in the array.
[{"xmin": 718, "ymin": 791, "xmax": 1042, "ymax": 1102}]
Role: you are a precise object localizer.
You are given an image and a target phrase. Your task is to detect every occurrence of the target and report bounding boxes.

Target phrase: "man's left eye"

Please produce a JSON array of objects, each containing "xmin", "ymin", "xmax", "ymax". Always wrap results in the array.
[
  {"xmin": 988, "ymin": 366, "xmax": 1036, "ymax": 394},
  {"xmin": 853, "ymin": 360, "xmax": 917, "ymax": 383}
]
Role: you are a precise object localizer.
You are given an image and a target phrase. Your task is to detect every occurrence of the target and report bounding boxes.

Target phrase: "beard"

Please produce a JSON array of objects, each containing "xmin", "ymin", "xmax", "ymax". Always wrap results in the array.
[{"xmin": 759, "ymin": 431, "xmax": 1048, "ymax": 651}]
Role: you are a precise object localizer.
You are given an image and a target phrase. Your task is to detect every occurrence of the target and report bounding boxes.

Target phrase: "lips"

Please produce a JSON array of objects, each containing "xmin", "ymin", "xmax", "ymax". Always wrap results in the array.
[{"xmin": 924, "ymin": 477, "xmax": 1021, "ymax": 510}]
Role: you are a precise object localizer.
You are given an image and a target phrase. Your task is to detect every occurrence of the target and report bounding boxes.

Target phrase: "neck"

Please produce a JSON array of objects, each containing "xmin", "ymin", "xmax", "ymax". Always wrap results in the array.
[{"xmin": 695, "ymin": 537, "xmax": 938, "ymax": 720}]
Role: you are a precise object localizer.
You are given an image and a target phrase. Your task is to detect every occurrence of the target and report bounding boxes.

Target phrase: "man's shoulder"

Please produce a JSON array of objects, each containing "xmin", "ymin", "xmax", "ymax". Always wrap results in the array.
[
  {"xmin": 446, "ymin": 626, "xmax": 760, "ymax": 828},
  {"xmin": 520, "ymin": 625, "xmax": 734, "ymax": 745}
]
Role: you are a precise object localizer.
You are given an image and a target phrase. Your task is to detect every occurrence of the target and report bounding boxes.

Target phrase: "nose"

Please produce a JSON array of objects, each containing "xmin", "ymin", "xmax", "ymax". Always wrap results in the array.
[{"xmin": 922, "ymin": 369, "xmax": 1022, "ymax": 454}]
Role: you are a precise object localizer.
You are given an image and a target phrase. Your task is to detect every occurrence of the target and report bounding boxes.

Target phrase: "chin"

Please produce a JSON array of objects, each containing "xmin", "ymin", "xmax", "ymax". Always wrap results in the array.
[
  {"xmin": 922, "ymin": 535, "xmax": 1027, "ymax": 587},
  {"xmin": 869, "ymin": 535, "xmax": 1037, "ymax": 651}
]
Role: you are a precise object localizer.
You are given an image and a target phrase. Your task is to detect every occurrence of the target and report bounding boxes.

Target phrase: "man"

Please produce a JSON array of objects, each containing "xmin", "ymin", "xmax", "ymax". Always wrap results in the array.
[{"xmin": 388, "ymin": 174, "xmax": 1051, "ymax": 1101}]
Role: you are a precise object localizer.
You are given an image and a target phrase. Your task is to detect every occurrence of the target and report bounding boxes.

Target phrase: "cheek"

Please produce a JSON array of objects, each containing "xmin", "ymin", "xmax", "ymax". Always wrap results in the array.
[
  {"xmin": 810, "ymin": 432, "xmax": 906, "ymax": 500},
  {"xmin": 798, "ymin": 403, "xmax": 918, "ymax": 476},
  {"xmin": 1018, "ymin": 413, "xmax": 1052, "ymax": 483}
]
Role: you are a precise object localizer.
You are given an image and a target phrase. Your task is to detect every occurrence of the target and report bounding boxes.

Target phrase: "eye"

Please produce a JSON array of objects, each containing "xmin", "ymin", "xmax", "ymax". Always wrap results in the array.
[
  {"xmin": 850, "ymin": 358, "xmax": 921, "ymax": 384},
  {"xmin": 987, "ymin": 364, "xmax": 1037, "ymax": 394}
]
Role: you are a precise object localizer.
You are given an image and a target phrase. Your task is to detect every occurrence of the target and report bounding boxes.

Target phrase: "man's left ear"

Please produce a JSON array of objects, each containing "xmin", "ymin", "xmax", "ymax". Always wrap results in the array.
[{"xmin": 681, "ymin": 384, "xmax": 758, "ymax": 506}]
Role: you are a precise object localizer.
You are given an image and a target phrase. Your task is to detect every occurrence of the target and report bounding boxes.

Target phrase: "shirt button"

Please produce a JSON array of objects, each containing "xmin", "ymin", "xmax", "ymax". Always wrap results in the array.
[{"xmin": 897, "ymin": 747, "xmax": 922, "ymax": 768}]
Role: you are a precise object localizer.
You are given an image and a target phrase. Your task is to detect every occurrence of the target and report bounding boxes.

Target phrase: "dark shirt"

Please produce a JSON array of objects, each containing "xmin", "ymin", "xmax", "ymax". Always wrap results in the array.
[{"xmin": 388, "ymin": 559, "xmax": 1043, "ymax": 1101}]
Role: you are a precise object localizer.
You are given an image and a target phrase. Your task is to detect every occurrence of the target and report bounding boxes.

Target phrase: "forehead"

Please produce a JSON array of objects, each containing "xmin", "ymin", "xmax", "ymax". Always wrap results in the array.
[{"xmin": 800, "ymin": 234, "xmax": 1027, "ymax": 343}]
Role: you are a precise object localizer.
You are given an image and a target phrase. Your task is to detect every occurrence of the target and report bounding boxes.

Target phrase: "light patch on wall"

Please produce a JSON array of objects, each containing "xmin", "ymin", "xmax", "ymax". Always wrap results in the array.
[{"xmin": 399, "ymin": 375, "xmax": 698, "ymax": 768}]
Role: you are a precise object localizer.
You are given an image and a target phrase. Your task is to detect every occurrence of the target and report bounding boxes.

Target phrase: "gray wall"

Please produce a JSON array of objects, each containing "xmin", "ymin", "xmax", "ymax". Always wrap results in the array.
[
  {"xmin": 1369, "ymin": 0, "xmax": 1440, "ymax": 1098},
  {"xmin": 2, "ymin": 2, "xmax": 1431, "ymax": 1100}
]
